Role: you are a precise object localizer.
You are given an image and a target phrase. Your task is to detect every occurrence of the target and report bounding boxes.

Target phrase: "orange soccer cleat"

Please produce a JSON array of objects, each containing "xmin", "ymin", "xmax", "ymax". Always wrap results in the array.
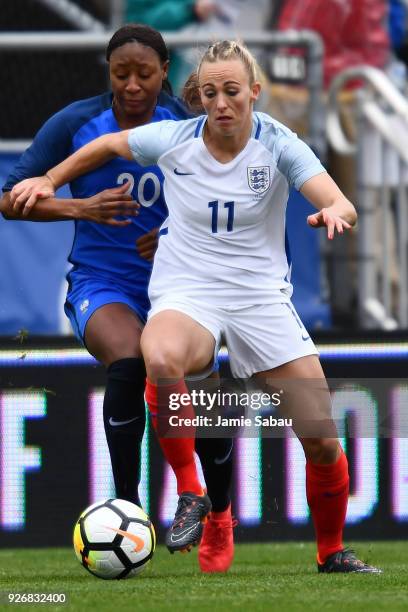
[{"xmin": 198, "ymin": 505, "xmax": 237, "ymax": 573}]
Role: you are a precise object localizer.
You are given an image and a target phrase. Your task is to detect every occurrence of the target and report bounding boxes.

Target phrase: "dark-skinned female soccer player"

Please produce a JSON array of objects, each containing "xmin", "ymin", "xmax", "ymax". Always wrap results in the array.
[{"xmin": 1, "ymin": 25, "xmax": 235, "ymax": 573}]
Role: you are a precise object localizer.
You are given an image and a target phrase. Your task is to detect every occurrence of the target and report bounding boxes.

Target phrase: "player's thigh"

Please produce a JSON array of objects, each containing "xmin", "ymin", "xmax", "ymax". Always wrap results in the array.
[
  {"xmin": 225, "ymin": 302, "xmax": 318, "ymax": 378},
  {"xmin": 225, "ymin": 301, "xmax": 330, "ymax": 435},
  {"xmin": 255, "ymin": 356, "xmax": 336, "ymax": 439},
  {"xmin": 258, "ymin": 353, "xmax": 325, "ymax": 380},
  {"xmin": 141, "ymin": 309, "xmax": 216, "ymax": 378},
  {"xmin": 85, "ymin": 303, "xmax": 143, "ymax": 366}
]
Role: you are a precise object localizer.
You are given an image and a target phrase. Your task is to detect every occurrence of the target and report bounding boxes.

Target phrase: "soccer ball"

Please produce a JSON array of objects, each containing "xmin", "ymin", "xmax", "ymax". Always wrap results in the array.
[{"xmin": 73, "ymin": 498, "xmax": 155, "ymax": 579}]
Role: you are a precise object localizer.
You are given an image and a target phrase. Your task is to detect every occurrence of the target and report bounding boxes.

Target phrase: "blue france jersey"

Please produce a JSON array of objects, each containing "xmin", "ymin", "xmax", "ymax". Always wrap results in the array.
[{"xmin": 3, "ymin": 91, "xmax": 191, "ymax": 294}]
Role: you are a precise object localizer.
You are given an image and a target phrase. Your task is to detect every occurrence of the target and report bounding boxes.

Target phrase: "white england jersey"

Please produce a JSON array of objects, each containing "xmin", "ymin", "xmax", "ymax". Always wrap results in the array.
[{"xmin": 128, "ymin": 112, "xmax": 326, "ymax": 306}]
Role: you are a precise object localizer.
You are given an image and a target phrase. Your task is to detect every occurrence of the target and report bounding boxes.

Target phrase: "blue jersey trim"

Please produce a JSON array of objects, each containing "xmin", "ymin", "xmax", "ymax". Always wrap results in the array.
[
  {"xmin": 194, "ymin": 116, "xmax": 206, "ymax": 137},
  {"xmin": 254, "ymin": 116, "xmax": 262, "ymax": 140}
]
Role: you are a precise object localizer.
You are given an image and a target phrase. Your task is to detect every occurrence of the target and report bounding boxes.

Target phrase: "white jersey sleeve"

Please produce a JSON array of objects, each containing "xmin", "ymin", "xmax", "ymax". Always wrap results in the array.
[
  {"xmin": 256, "ymin": 112, "xmax": 326, "ymax": 190},
  {"xmin": 127, "ymin": 117, "xmax": 203, "ymax": 166}
]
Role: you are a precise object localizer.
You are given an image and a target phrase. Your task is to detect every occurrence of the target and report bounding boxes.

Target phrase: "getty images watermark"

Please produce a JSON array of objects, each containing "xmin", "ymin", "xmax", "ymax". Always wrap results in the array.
[
  {"xmin": 168, "ymin": 389, "xmax": 283, "ymax": 412},
  {"xmin": 156, "ymin": 378, "xmax": 407, "ymax": 439},
  {"xmin": 157, "ymin": 384, "xmax": 293, "ymax": 437}
]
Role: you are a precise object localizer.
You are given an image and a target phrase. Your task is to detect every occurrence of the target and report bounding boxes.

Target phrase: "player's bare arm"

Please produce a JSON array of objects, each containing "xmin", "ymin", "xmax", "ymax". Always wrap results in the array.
[
  {"xmin": 10, "ymin": 131, "xmax": 132, "ymax": 213},
  {"xmin": 2, "ymin": 183, "xmax": 138, "ymax": 226},
  {"xmin": 300, "ymin": 172, "xmax": 357, "ymax": 240}
]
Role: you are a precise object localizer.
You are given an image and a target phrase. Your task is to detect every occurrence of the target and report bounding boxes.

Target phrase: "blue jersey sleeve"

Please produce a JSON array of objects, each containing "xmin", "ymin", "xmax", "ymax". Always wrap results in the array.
[
  {"xmin": 3, "ymin": 93, "xmax": 112, "ymax": 192},
  {"xmin": 3, "ymin": 92, "xmax": 192, "ymax": 191},
  {"xmin": 3, "ymin": 110, "xmax": 75, "ymax": 192}
]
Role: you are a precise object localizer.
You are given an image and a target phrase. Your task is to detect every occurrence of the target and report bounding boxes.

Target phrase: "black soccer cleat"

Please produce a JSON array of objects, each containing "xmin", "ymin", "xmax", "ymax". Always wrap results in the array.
[
  {"xmin": 318, "ymin": 548, "xmax": 383, "ymax": 574},
  {"xmin": 165, "ymin": 491, "xmax": 212, "ymax": 553}
]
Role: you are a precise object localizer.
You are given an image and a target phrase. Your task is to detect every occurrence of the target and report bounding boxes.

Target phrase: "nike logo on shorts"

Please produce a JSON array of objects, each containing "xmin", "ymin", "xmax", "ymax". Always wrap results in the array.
[
  {"xmin": 109, "ymin": 416, "xmax": 140, "ymax": 427},
  {"xmin": 174, "ymin": 168, "xmax": 194, "ymax": 176},
  {"xmin": 170, "ymin": 523, "xmax": 200, "ymax": 542}
]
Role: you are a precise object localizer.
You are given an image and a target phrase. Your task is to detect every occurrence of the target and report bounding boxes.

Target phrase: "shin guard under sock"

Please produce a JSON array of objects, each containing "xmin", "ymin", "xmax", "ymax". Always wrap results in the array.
[
  {"xmin": 103, "ymin": 358, "xmax": 146, "ymax": 505},
  {"xmin": 306, "ymin": 450, "xmax": 349, "ymax": 562},
  {"xmin": 145, "ymin": 378, "xmax": 202, "ymax": 495}
]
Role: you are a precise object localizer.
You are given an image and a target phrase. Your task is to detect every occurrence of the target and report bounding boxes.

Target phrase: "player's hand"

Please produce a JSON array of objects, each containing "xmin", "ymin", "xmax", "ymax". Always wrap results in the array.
[
  {"xmin": 307, "ymin": 208, "xmax": 352, "ymax": 240},
  {"xmin": 79, "ymin": 183, "xmax": 139, "ymax": 226},
  {"xmin": 136, "ymin": 227, "xmax": 159, "ymax": 261},
  {"xmin": 10, "ymin": 176, "xmax": 55, "ymax": 215}
]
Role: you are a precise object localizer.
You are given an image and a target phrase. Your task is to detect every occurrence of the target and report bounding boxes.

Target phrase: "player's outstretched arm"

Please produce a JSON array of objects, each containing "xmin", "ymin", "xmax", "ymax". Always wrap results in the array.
[
  {"xmin": 9, "ymin": 176, "xmax": 55, "ymax": 214},
  {"xmin": 2, "ymin": 183, "xmax": 138, "ymax": 226},
  {"xmin": 10, "ymin": 131, "xmax": 131, "ymax": 214},
  {"xmin": 301, "ymin": 172, "xmax": 357, "ymax": 240}
]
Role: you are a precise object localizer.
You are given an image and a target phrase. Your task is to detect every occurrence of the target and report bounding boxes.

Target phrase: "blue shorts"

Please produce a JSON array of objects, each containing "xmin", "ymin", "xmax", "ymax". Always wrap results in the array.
[{"xmin": 65, "ymin": 273, "xmax": 150, "ymax": 345}]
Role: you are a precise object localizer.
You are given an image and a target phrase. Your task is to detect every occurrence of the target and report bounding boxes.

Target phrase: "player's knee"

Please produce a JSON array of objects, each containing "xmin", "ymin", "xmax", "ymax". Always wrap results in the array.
[
  {"xmin": 105, "ymin": 340, "xmax": 141, "ymax": 365},
  {"xmin": 143, "ymin": 345, "xmax": 185, "ymax": 381},
  {"xmin": 303, "ymin": 438, "xmax": 340, "ymax": 464},
  {"xmin": 86, "ymin": 328, "xmax": 141, "ymax": 367}
]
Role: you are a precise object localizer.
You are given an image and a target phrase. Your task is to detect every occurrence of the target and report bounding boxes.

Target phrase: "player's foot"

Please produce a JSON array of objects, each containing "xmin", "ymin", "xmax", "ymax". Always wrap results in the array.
[
  {"xmin": 165, "ymin": 491, "xmax": 212, "ymax": 553},
  {"xmin": 198, "ymin": 505, "xmax": 237, "ymax": 573},
  {"xmin": 318, "ymin": 548, "xmax": 383, "ymax": 573}
]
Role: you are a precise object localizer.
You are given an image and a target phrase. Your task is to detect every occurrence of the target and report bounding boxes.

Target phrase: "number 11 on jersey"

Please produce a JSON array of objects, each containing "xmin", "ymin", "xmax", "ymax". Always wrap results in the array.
[{"xmin": 208, "ymin": 201, "xmax": 235, "ymax": 233}]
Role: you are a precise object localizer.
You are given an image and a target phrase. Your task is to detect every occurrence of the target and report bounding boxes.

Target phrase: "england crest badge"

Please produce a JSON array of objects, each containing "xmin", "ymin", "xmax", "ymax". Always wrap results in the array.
[{"xmin": 247, "ymin": 166, "xmax": 270, "ymax": 194}]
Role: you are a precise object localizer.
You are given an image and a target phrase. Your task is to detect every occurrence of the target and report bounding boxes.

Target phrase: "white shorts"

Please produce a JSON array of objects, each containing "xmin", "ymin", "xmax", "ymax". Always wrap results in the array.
[{"xmin": 148, "ymin": 297, "xmax": 319, "ymax": 378}]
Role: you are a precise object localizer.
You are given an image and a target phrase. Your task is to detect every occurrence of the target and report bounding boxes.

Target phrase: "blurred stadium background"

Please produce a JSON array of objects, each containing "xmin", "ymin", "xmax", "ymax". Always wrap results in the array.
[{"xmin": 0, "ymin": 0, "xmax": 408, "ymax": 551}]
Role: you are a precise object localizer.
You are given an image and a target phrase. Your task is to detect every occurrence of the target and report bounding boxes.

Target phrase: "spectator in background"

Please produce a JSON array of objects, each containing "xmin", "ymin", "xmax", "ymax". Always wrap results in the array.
[
  {"xmin": 266, "ymin": 0, "xmax": 390, "ymax": 326},
  {"xmin": 277, "ymin": 0, "xmax": 389, "ymax": 89},
  {"xmin": 126, "ymin": 0, "xmax": 271, "ymax": 93},
  {"xmin": 126, "ymin": 0, "xmax": 221, "ymax": 92},
  {"xmin": 267, "ymin": 0, "xmax": 389, "ymax": 132}
]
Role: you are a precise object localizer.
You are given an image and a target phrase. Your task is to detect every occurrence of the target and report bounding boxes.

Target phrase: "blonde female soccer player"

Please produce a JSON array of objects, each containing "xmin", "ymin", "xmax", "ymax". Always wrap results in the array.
[{"xmin": 10, "ymin": 40, "xmax": 381, "ymax": 574}]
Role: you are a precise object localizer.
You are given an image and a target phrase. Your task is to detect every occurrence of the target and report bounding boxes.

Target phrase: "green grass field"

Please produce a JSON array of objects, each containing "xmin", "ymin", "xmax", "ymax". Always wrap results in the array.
[{"xmin": 0, "ymin": 543, "xmax": 406, "ymax": 612}]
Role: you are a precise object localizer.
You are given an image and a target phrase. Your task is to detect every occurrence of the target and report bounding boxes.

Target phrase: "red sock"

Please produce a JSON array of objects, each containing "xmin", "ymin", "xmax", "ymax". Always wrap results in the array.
[
  {"xmin": 211, "ymin": 505, "xmax": 231, "ymax": 521},
  {"xmin": 145, "ymin": 378, "xmax": 203, "ymax": 496},
  {"xmin": 306, "ymin": 450, "xmax": 349, "ymax": 563}
]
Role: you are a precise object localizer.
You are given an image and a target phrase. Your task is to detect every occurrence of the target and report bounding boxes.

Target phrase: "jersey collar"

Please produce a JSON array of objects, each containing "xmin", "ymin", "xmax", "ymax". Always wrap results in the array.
[{"xmin": 194, "ymin": 113, "xmax": 261, "ymax": 139}]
